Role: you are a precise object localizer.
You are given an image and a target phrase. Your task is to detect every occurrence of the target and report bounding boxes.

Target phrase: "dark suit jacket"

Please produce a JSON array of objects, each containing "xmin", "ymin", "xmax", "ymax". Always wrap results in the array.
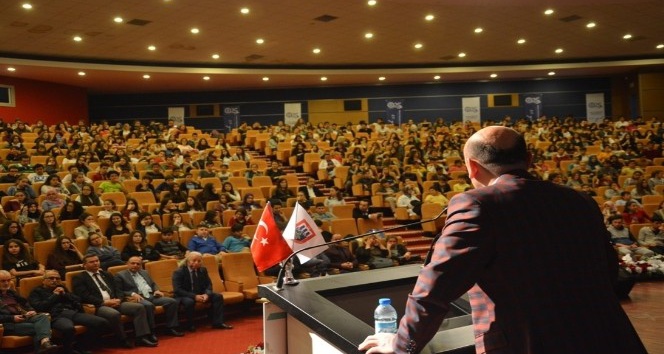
[
  {"xmin": 29, "ymin": 285, "xmax": 83, "ymax": 318},
  {"xmin": 0, "ymin": 289, "xmax": 33, "ymax": 330},
  {"xmin": 298, "ymin": 185, "xmax": 324, "ymax": 198},
  {"xmin": 172, "ymin": 266, "xmax": 213, "ymax": 299},
  {"xmin": 114, "ymin": 269, "xmax": 159, "ymax": 298},
  {"xmin": 72, "ymin": 270, "xmax": 122, "ymax": 308},
  {"xmin": 398, "ymin": 170, "xmax": 646, "ymax": 354}
]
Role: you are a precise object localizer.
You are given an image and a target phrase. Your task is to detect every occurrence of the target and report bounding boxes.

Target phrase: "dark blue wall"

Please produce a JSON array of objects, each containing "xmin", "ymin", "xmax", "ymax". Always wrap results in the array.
[{"xmin": 88, "ymin": 77, "xmax": 612, "ymax": 129}]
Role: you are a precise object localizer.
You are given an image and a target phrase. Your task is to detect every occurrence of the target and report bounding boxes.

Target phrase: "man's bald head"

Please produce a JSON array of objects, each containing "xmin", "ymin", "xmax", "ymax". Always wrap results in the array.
[{"xmin": 464, "ymin": 126, "xmax": 529, "ymax": 175}]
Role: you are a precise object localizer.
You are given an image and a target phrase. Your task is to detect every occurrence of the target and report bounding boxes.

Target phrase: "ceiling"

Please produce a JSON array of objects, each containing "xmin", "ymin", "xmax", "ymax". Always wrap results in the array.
[{"xmin": 0, "ymin": 0, "xmax": 663, "ymax": 94}]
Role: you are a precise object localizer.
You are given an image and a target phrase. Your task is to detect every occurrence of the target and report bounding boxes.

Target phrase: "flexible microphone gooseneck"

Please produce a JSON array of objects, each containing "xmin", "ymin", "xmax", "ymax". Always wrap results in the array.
[
  {"xmin": 422, "ymin": 207, "xmax": 448, "ymax": 266},
  {"xmin": 275, "ymin": 207, "xmax": 447, "ymax": 290}
]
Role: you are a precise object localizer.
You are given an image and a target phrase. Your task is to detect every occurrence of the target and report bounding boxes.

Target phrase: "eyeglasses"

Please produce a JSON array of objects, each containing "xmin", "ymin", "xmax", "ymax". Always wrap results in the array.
[{"xmin": 45, "ymin": 277, "xmax": 61, "ymax": 281}]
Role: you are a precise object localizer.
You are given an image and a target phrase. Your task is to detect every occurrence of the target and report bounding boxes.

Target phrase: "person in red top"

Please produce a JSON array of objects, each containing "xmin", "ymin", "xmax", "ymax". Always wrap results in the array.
[
  {"xmin": 91, "ymin": 163, "xmax": 111, "ymax": 181},
  {"xmin": 622, "ymin": 201, "xmax": 651, "ymax": 226}
]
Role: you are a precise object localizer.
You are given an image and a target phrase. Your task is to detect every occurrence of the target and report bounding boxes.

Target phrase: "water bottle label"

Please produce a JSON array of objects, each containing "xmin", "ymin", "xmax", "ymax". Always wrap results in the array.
[{"xmin": 375, "ymin": 320, "xmax": 397, "ymax": 334}]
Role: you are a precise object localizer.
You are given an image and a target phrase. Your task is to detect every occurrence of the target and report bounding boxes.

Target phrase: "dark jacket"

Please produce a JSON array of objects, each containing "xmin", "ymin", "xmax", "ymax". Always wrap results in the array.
[
  {"xmin": 172, "ymin": 266, "xmax": 213, "ymax": 299},
  {"xmin": 28, "ymin": 285, "xmax": 84, "ymax": 318},
  {"xmin": 72, "ymin": 270, "xmax": 121, "ymax": 308}
]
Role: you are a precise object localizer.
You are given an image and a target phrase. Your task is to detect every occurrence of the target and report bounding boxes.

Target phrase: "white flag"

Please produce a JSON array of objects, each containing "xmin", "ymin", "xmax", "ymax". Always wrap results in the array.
[{"xmin": 282, "ymin": 202, "xmax": 328, "ymax": 263}]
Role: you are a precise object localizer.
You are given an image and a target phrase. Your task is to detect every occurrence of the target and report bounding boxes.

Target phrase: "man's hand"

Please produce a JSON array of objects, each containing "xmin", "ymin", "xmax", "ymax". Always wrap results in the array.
[
  {"xmin": 131, "ymin": 293, "xmax": 143, "ymax": 302},
  {"xmin": 358, "ymin": 333, "xmax": 397, "ymax": 353},
  {"xmin": 153, "ymin": 290, "xmax": 163, "ymax": 298},
  {"xmin": 104, "ymin": 299, "xmax": 121, "ymax": 308},
  {"xmin": 52, "ymin": 287, "xmax": 65, "ymax": 295}
]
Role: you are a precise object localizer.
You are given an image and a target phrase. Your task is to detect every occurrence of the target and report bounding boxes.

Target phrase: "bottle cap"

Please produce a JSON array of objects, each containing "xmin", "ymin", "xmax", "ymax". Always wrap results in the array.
[{"xmin": 379, "ymin": 298, "xmax": 391, "ymax": 305}]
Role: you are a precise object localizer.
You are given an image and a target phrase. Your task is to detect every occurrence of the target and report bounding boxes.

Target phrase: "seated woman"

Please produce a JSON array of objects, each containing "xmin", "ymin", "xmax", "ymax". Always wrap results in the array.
[
  {"xmin": 18, "ymin": 201, "xmax": 41, "ymax": 225},
  {"xmin": 59, "ymin": 200, "xmax": 85, "ymax": 222},
  {"xmin": 0, "ymin": 221, "xmax": 29, "ymax": 245},
  {"xmin": 354, "ymin": 234, "xmax": 393, "ymax": 269},
  {"xmin": 121, "ymin": 230, "xmax": 160, "ymax": 262},
  {"xmin": 135, "ymin": 212, "xmax": 161, "ymax": 235},
  {"xmin": 200, "ymin": 210, "xmax": 223, "ymax": 228},
  {"xmin": 34, "ymin": 210, "xmax": 64, "ymax": 242},
  {"xmin": 74, "ymin": 212, "xmax": 102, "ymax": 239},
  {"xmin": 47, "ymin": 236, "xmax": 84, "ymax": 278},
  {"xmin": 105, "ymin": 212, "xmax": 132, "ymax": 238},
  {"xmin": 196, "ymin": 183, "xmax": 221, "ymax": 206},
  {"xmin": 181, "ymin": 196, "xmax": 204, "ymax": 216},
  {"xmin": 97, "ymin": 199, "xmax": 118, "ymax": 219},
  {"xmin": 385, "ymin": 236, "xmax": 422, "ymax": 265},
  {"xmin": 226, "ymin": 208, "xmax": 253, "ymax": 228},
  {"xmin": 2, "ymin": 239, "xmax": 45, "ymax": 282},
  {"xmin": 222, "ymin": 182, "xmax": 242, "ymax": 203},
  {"xmin": 239, "ymin": 193, "xmax": 262, "ymax": 210},
  {"xmin": 153, "ymin": 197, "xmax": 179, "ymax": 216},
  {"xmin": 121, "ymin": 198, "xmax": 141, "ymax": 222},
  {"xmin": 271, "ymin": 178, "xmax": 294, "ymax": 204},
  {"xmin": 85, "ymin": 232, "xmax": 124, "ymax": 270},
  {"xmin": 40, "ymin": 189, "xmax": 66, "ymax": 212},
  {"xmin": 170, "ymin": 211, "xmax": 193, "ymax": 231}
]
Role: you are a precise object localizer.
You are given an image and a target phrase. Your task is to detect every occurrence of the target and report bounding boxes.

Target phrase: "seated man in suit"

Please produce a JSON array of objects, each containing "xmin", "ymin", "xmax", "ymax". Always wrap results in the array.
[
  {"xmin": 114, "ymin": 256, "xmax": 184, "ymax": 338},
  {"xmin": 298, "ymin": 177, "xmax": 324, "ymax": 199},
  {"xmin": 29, "ymin": 270, "xmax": 110, "ymax": 354},
  {"xmin": 0, "ymin": 270, "xmax": 59, "ymax": 354},
  {"xmin": 72, "ymin": 254, "xmax": 157, "ymax": 348},
  {"xmin": 172, "ymin": 251, "xmax": 233, "ymax": 332}
]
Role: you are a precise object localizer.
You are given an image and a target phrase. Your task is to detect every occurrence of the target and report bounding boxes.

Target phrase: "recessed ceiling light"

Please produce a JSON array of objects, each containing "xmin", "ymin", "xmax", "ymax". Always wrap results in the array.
[
  {"xmin": 555, "ymin": 48, "xmax": 563, "ymax": 54},
  {"xmin": 190, "ymin": 28, "xmax": 200, "ymax": 34},
  {"xmin": 458, "ymin": 52, "xmax": 466, "ymax": 58},
  {"xmin": 203, "ymin": 76, "xmax": 210, "ymax": 81},
  {"xmin": 414, "ymin": 43, "xmax": 423, "ymax": 49},
  {"xmin": 544, "ymin": 9, "xmax": 554, "ymax": 15},
  {"xmin": 433, "ymin": 75, "xmax": 441, "ymax": 80},
  {"xmin": 262, "ymin": 77, "xmax": 269, "ymax": 81},
  {"xmin": 474, "ymin": 27, "xmax": 483, "ymax": 34},
  {"xmin": 7, "ymin": 67, "xmax": 16, "ymax": 72},
  {"xmin": 490, "ymin": 73, "xmax": 498, "ymax": 78},
  {"xmin": 256, "ymin": 38, "xmax": 264, "ymax": 44},
  {"xmin": 312, "ymin": 48, "xmax": 321, "ymax": 54},
  {"xmin": 148, "ymin": 45, "xmax": 156, "ymax": 51},
  {"xmin": 378, "ymin": 76, "xmax": 386, "ymax": 81},
  {"xmin": 321, "ymin": 77, "xmax": 328, "ymax": 81},
  {"xmin": 657, "ymin": 44, "xmax": 664, "ymax": 49},
  {"xmin": 240, "ymin": 8, "xmax": 250, "ymax": 14},
  {"xmin": 367, "ymin": 0, "xmax": 377, "ymax": 6},
  {"xmin": 365, "ymin": 32, "xmax": 374, "ymax": 39},
  {"xmin": 548, "ymin": 71, "xmax": 556, "ymax": 76},
  {"xmin": 517, "ymin": 38, "xmax": 526, "ymax": 44},
  {"xmin": 211, "ymin": 54, "xmax": 220, "ymax": 59},
  {"xmin": 73, "ymin": 36, "xmax": 82, "ymax": 42},
  {"xmin": 623, "ymin": 34, "xmax": 632, "ymax": 39},
  {"xmin": 425, "ymin": 14, "xmax": 435, "ymax": 21},
  {"xmin": 78, "ymin": 71, "xmax": 86, "ymax": 76},
  {"xmin": 114, "ymin": 17, "xmax": 123, "ymax": 23},
  {"xmin": 586, "ymin": 22, "xmax": 596, "ymax": 28},
  {"xmin": 22, "ymin": 3, "xmax": 32, "ymax": 10},
  {"xmin": 143, "ymin": 74, "xmax": 150, "ymax": 79}
]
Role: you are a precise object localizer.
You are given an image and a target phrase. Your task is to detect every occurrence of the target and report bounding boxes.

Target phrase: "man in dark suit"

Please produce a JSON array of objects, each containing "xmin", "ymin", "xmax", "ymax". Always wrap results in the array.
[
  {"xmin": 72, "ymin": 254, "xmax": 157, "ymax": 348},
  {"xmin": 172, "ymin": 251, "xmax": 233, "ymax": 331},
  {"xmin": 114, "ymin": 256, "xmax": 184, "ymax": 337},
  {"xmin": 298, "ymin": 177, "xmax": 324, "ymax": 199},
  {"xmin": 360, "ymin": 126, "xmax": 647, "ymax": 354}
]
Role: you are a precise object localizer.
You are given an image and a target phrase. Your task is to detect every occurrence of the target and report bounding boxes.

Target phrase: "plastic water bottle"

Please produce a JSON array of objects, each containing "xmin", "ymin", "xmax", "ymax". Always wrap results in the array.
[{"xmin": 374, "ymin": 298, "xmax": 397, "ymax": 334}]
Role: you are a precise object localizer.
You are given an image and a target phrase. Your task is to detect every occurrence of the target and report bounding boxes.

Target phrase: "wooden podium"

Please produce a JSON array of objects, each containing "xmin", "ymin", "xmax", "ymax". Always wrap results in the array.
[{"xmin": 259, "ymin": 265, "xmax": 475, "ymax": 354}]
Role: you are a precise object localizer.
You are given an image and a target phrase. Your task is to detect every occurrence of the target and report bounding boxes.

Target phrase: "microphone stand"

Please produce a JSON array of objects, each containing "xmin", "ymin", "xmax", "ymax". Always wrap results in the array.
[{"xmin": 275, "ymin": 207, "xmax": 447, "ymax": 290}]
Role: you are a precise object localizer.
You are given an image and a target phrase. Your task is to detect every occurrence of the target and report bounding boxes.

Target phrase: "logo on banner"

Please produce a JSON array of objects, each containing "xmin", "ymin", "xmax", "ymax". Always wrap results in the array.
[
  {"xmin": 294, "ymin": 220, "xmax": 316, "ymax": 244},
  {"xmin": 525, "ymin": 97, "xmax": 541, "ymax": 104},
  {"xmin": 223, "ymin": 107, "xmax": 239, "ymax": 114},
  {"xmin": 587, "ymin": 102, "xmax": 603, "ymax": 108},
  {"xmin": 464, "ymin": 107, "xmax": 479, "ymax": 113},
  {"xmin": 387, "ymin": 101, "xmax": 403, "ymax": 110}
]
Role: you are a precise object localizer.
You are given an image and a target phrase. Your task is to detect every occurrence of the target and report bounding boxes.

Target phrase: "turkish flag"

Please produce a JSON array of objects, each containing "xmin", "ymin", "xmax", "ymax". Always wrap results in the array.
[{"xmin": 251, "ymin": 202, "xmax": 293, "ymax": 272}]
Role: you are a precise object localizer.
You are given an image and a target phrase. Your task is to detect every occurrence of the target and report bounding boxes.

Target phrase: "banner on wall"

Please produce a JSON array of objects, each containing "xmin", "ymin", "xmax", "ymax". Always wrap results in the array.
[
  {"xmin": 385, "ymin": 99, "xmax": 403, "ymax": 125},
  {"xmin": 586, "ymin": 93, "xmax": 605, "ymax": 123},
  {"xmin": 522, "ymin": 94, "xmax": 542, "ymax": 121},
  {"xmin": 168, "ymin": 107, "xmax": 185, "ymax": 127},
  {"xmin": 461, "ymin": 97, "xmax": 481, "ymax": 123},
  {"xmin": 284, "ymin": 103, "xmax": 301, "ymax": 126},
  {"xmin": 222, "ymin": 105, "xmax": 240, "ymax": 133}
]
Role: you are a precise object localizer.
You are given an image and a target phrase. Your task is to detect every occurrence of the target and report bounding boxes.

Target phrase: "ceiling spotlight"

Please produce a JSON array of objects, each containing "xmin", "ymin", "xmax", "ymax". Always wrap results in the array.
[
  {"xmin": 490, "ymin": 73, "xmax": 498, "ymax": 78},
  {"xmin": 458, "ymin": 52, "xmax": 466, "ymax": 58},
  {"xmin": 586, "ymin": 22, "xmax": 596, "ymax": 28},
  {"xmin": 321, "ymin": 77, "xmax": 328, "ymax": 81},
  {"xmin": 203, "ymin": 76, "xmax": 210, "ymax": 81},
  {"xmin": 114, "ymin": 17, "xmax": 123, "ymax": 23},
  {"xmin": 7, "ymin": 67, "xmax": 16, "ymax": 72},
  {"xmin": 148, "ymin": 45, "xmax": 156, "ymax": 51},
  {"xmin": 367, "ymin": 0, "xmax": 377, "ymax": 6},
  {"xmin": 517, "ymin": 38, "xmax": 526, "ymax": 44},
  {"xmin": 365, "ymin": 32, "xmax": 374, "ymax": 39},
  {"xmin": 425, "ymin": 14, "xmax": 435, "ymax": 21},
  {"xmin": 211, "ymin": 53, "xmax": 220, "ymax": 59},
  {"xmin": 555, "ymin": 48, "xmax": 563, "ymax": 54},
  {"xmin": 378, "ymin": 76, "xmax": 386, "ymax": 81},
  {"xmin": 312, "ymin": 48, "xmax": 321, "ymax": 54},
  {"xmin": 544, "ymin": 9, "xmax": 554, "ymax": 15},
  {"xmin": 190, "ymin": 28, "xmax": 200, "ymax": 34},
  {"xmin": 548, "ymin": 71, "xmax": 556, "ymax": 76},
  {"xmin": 657, "ymin": 44, "xmax": 664, "ymax": 49},
  {"xmin": 78, "ymin": 71, "xmax": 86, "ymax": 76},
  {"xmin": 256, "ymin": 38, "xmax": 264, "ymax": 44},
  {"xmin": 73, "ymin": 36, "xmax": 82, "ymax": 42},
  {"xmin": 433, "ymin": 75, "xmax": 441, "ymax": 80},
  {"xmin": 143, "ymin": 74, "xmax": 151, "ymax": 79},
  {"xmin": 262, "ymin": 77, "xmax": 269, "ymax": 81},
  {"xmin": 22, "ymin": 3, "xmax": 32, "ymax": 10},
  {"xmin": 414, "ymin": 43, "xmax": 423, "ymax": 49},
  {"xmin": 474, "ymin": 27, "xmax": 483, "ymax": 34},
  {"xmin": 623, "ymin": 34, "xmax": 632, "ymax": 39},
  {"xmin": 240, "ymin": 7, "xmax": 250, "ymax": 14}
]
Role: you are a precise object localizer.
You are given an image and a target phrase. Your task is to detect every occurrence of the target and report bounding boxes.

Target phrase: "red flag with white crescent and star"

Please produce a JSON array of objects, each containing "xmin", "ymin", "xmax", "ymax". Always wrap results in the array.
[{"xmin": 251, "ymin": 202, "xmax": 293, "ymax": 272}]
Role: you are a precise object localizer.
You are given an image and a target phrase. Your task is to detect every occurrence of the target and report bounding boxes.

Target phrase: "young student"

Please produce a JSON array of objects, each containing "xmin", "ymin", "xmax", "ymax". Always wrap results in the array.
[
  {"xmin": 154, "ymin": 227, "xmax": 189, "ymax": 260},
  {"xmin": 221, "ymin": 224, "xmax": 251, "ymax": 253}
]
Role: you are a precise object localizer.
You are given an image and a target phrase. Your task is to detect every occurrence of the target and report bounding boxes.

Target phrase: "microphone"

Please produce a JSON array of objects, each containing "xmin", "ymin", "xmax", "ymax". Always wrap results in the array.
[{"xmin": 275, "ymin": 207, "xmax": 447, "ymax": 290}]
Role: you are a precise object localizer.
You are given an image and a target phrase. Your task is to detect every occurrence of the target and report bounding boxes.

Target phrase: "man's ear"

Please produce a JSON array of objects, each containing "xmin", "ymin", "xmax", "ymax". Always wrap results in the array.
[{"xmin": 466, "ymin": 158, "xmax": 480, "ymax": 180}]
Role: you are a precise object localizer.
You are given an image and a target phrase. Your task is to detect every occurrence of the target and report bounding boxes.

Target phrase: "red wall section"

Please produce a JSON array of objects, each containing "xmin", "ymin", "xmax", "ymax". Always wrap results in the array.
[{"xmin": 0, "ymin": 76, "xmax": 88, "ymax": 126}]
